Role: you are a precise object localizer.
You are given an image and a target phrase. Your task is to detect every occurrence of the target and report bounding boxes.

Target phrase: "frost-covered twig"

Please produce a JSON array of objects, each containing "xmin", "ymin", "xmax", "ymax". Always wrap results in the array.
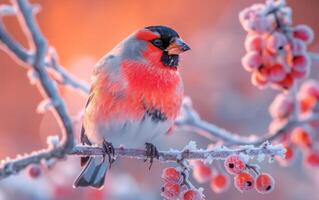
[
  {"xmin": 176, "ymin": 99, "xmax": 319, "ymax": 145},
  {"xmin": 70, "ymin": 142, "xmax": 285, "ymax": 162},
  {"xmin": 0, "ymin": 141, "xmax": 285, "ymax": 179}
]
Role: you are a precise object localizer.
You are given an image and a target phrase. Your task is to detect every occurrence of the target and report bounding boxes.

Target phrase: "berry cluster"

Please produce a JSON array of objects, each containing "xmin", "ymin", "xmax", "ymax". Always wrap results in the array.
[
  {"xmin": 269, "ymin": 80, "xmax": 319, "ymax": 166},
  {"xmin": 224, "ymin": 155, "xmax": 275, "ymax": 194},
  {"xmin": 188, "ymin": 155, "xmax": 275, "ymax": 195},
  {"xmin": 161, "ymin": 167, "xmax": 204, "ymax": 200},
  {"xmin": 239, "ymin": 0, "xmax": 314, "ymax": 90}
]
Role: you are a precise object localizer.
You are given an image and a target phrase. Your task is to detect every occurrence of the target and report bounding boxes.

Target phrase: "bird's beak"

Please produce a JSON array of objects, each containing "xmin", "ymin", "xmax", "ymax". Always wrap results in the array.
[{"xmin": 166, "ymin": 38, "xmax": 191, "ymax": 55}]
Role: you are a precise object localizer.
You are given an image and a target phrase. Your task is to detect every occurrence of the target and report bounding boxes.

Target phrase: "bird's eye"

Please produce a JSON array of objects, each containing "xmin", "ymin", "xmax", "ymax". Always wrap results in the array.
[{"xmin": 152, "ymin": 39, "xmax": 163, "ymax": 47}]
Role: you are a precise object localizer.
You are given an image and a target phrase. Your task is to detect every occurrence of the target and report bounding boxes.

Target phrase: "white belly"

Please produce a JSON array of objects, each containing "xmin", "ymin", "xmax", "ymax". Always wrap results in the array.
[{"xmin": 86, "ymin": 115, "xmax": 173, "ymax": 148}]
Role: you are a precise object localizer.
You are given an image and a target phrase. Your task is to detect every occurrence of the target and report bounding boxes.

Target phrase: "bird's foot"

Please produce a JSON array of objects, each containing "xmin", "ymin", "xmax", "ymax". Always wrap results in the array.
[
  {"xmin": 102, "ymin": 140, "xmax": 115, "ymax": 168},
  {"xmin": 144, "ymin": 143, "xmax": 159, "ymax": 170}
]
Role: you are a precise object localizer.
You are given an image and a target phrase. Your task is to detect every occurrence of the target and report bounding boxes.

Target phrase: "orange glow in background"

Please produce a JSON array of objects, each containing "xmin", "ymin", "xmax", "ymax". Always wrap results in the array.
[{"xmin": 0, "ymin": 0, "xmax": 319, "ymax": 199}]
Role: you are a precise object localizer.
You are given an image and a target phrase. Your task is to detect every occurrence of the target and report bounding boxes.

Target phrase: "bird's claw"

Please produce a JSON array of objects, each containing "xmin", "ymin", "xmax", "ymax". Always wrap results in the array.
[
  {"xmin": 144, "ymin": 143, "xmax": 159, "ymax": 170},
  {"xmin": 102, "ymin": 140, "xmax": 115, "ymax": 168}
]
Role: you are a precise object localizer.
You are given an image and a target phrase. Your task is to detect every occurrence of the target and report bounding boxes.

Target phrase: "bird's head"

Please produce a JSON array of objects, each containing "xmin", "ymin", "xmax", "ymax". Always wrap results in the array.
[{"xmin": 135, "ymin": 25, "xmax": 190, "ymax": 68}]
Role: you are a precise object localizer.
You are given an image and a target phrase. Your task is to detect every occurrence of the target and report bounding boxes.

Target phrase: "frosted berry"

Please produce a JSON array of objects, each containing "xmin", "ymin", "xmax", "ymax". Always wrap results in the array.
[
  {"xmin": 251, "ymin": 71, "xmax": 268, "ymax": 88},
  {"xmin": 290, "ymin": 127, "xmax": 312, "ymax": 149},
  {"xmin": 276, "ymin": 144, "xmax": 294, "ymax": 166},
  {"xmin": 299, "ymin": 93, "xmax": 317, "ymax": 114},
  {"xmin": 293, "ymin": 24, "xmax": 314, "ymax": 44},
  {"xmin": 162, "ymin": 167, "xmax": 182, "ymax": 184},
  {"xmin": 181, "ymin": 189, "xmax": 203, "ymax": 200},
  {"xmin": 161, "ymin": 182, "xmax": 180, "ymax": 200},
  {"xmin": 27, "ymin": 164, "xmax": 42, "ymax": 178},
  {"xmin": 234, "ymin": 172, "xmax": 255, "ymax": 192},
  {"xmin": 210, "ymin": 173, "xmax": 230, "ymax": 193},
  {"xmin": 300, "ymin": 79, "xmax": 319, "ymax": 99},
  {"xmin": 284, "ymin": 144, "xmax": 294, "ymax": 161},
  {"xmin": 269, "ymin": 93, "xmax": 294, "ymax": 119},
  {"xmin": 245, "ymin": 34, "xmax": 263, "ymax": 51},
  {"xmin": 275, "ymin": 74, "xmax": 293, "ymax": 89},
  {"xmin": 268, "ymin": 64, "xmax": 286, "ymax": 82},
  {"xmin": 192, "ymin": 161, "xmax": 212, "ymax": 183},
  {"xmin": 255, "ymin": 173, "xmax": 275, "ymax": 194},
  {"xmin": 224, "ymin": 155, "xmax": 246, "ymax": 175},
  {"xmin": 292, "ymin": 54, "xmax": 311, "ymax": 73},
  {"xmin": 241, "ymin": 51, "xmax": 263, "ymax": 72}
]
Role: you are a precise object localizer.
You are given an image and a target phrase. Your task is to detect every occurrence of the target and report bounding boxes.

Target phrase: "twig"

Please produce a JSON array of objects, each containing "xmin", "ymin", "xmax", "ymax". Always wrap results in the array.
[{"xmin": 176, "ymin": 100, "xmax": 319, "ymax": 145}]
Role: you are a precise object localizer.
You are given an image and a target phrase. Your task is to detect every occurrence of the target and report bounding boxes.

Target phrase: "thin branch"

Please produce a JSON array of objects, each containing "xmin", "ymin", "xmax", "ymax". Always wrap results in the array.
[
  {"xmin": 0, "ymin": 7, "xmax": 31, "ymax": 62},
  {"xmin": 176, "ymin": 100, "xmax": 319, "ymax": 145},
  {"xmin": 0, "ymin": 142, "xmax": 285, "ymax": 179}
]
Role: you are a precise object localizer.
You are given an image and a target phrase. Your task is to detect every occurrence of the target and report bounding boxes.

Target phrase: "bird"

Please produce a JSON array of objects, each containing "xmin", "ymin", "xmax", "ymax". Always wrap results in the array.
[{"xmin": 73, "ymin": 25, "xmax": 190, "ymax": 189}]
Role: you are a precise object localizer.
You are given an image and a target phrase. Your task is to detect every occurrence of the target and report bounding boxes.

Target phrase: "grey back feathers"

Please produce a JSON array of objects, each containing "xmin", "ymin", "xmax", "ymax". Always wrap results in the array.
[{"xmin": 93, "ymin": 33, "xmax": 147, "ymax": 78}]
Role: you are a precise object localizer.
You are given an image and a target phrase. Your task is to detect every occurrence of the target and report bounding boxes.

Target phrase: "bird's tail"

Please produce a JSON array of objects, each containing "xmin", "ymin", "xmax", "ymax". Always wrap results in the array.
[{"xmin": 73, "ymin": 157, "xmax": 108, "ymax": 189}]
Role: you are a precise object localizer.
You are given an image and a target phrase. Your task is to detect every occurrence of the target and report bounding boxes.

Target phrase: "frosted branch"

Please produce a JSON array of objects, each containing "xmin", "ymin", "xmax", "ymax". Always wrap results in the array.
[
  {"xmin": 0, "ymin": 142, "xmax": 285, "ymax": 179},
  {"xmin": 176, "ymin": 99, "xmax": 319, "ymax": 145}
]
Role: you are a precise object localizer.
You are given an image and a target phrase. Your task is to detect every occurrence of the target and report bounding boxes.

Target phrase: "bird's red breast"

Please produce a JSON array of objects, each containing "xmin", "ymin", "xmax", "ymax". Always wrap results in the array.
[{"xmin": 85, "ymin": 42, "xmax": 183, "ymax": 126}]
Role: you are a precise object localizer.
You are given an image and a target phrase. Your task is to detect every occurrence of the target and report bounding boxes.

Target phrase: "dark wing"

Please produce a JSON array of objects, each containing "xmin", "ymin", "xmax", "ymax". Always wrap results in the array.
[{"xmin": 80, "ymin": 93, "xmax": 94, "ymax": 166}]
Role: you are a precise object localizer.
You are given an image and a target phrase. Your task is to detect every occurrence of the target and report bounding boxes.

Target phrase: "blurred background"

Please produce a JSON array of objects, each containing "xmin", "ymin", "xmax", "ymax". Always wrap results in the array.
[{"xmin": 0, "ymin": 0, "xmax": 319, "ymax": 199}]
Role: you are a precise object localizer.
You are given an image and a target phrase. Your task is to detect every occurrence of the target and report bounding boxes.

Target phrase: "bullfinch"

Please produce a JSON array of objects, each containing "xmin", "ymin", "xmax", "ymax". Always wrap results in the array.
[{"xmin": 73, "ymin": 25, "xmax": 190, "ymax": 189}]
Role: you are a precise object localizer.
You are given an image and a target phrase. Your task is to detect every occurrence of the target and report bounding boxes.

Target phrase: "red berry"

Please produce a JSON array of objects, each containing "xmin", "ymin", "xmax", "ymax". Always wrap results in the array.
[
  {"xmin": 234, "ymin": 172, "xmax": 254, "ymax": 192},
  {"xmin": 245, "ymin": 34, "xmax": 263, "ymax": 52},
  {"xmin": 293, "ymin": 24, "xmax": 314, "ymax": 44},
  {"xmin": 255, "ymin": 173, "xmax": 275, "ymax": 194},
  {"xmin": 284, "ymin": 144, "xmax": 294, "ymax": 161},
  {"xmin": 276, "ymin": 74, "xmax": 293, "ymax": 89},
  {"xmin": 305, "ymin": 151, "xmax": 319, "ymax": 167},
  {"xmin": 300, "ymin": 79, "xmax": 319, "ymax": 99},
  {"xmin": 276, "ymin": 144, "xmax": 294, "ymax": 166},
  {"xmin": 251, "ymin": 71, "xmax": 268, "ymax": 88},
  {"xmin": 268, "ymin": 64, "xmax": 286, "ymax": 82},
  {"xmin": 292, "ymin": 54, "xmax": 311, "ymax": 73},
  {"xmin": 242, "ymin": 51, "xmax": 263, "ymax": 72},
  {"xmin": 269, "ymin": 93, "xmax": 294, "ymax": 119},
  {"xmin": 224, "ymin": 155, "xmax": 246, "ymax": 175},
  {"xmin": 210, "ymin": 173, "xmax": 230, "ymax": 193},
  {"xmin": 161, "ymin": 182, "xmax": 180, "ymax": 200},
  {"xmin": 290, "ymin": 127, "xmax": 312, "ymax": 149},
  {"xmin": 162, "ymin": 167, "xmax": 182, "ymax": 184},
  {"xmin": 192, "ymin": 161, "xmax": 212, "ymax": 183},
  {"xmin": 181, "ymin": 189, "xmax": 203, "ymax": 200},
  {"xmin": 299, "ymin": 93, "xmax": 316, "ymax": 113},
  {"xmin": 27, "ymin": 164, "xmax": 42, "ymax": 178}
]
